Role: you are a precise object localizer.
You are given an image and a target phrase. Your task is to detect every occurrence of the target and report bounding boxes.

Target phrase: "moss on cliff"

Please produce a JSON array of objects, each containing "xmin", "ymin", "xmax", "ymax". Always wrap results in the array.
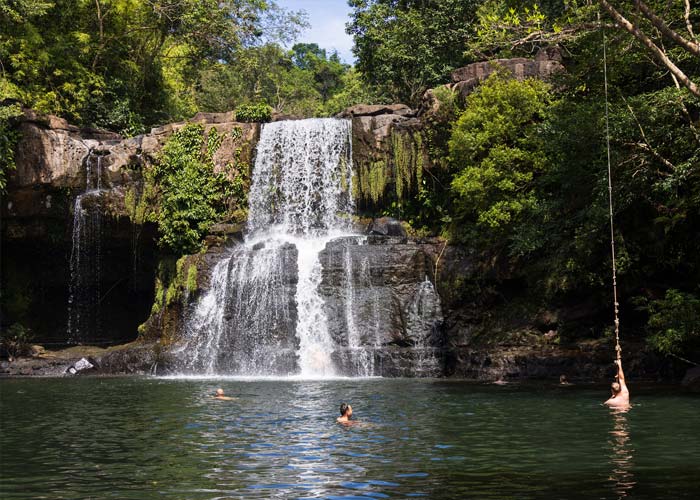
[
  {"xmin": 354, "ymin": 127, "xmax": 427, "ymax": 209},
  {"xmin": 138, "ymin": 253, "xmax": 202, "ymax": 344},
  {"xmin": 393, "ymin": 130, "xmax": 424, "ymax": 200}
]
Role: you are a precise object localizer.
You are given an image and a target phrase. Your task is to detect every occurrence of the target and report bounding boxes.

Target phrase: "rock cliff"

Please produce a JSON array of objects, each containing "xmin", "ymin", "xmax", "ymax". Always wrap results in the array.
[
  {"xmin": 1, "ymin": 49, "xmax": 675, "ymax": 380},
  {"xmin": 1, "ymin": 109, "xmax": 258, "ymax": 346}
]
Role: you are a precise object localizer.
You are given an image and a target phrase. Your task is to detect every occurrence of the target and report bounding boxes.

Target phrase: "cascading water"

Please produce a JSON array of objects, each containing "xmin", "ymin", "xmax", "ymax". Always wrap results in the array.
[
  {"xmin": 340, "ymin": 236, "xmax": 379, "ymax": 376},
  {"xmin": 181, "ymin": 119, "xmax": 354, "ymax": 376},
  {"xmin": 67, "ymin": 152, "xmax": 104, "ymax": 343},
  {"xmin": 180, "ymin": 118, "xmax": 444, "ymax": 377},
  {"xmin": 406, "ymin": 277, "xmax": 443, "ymax": 374}
]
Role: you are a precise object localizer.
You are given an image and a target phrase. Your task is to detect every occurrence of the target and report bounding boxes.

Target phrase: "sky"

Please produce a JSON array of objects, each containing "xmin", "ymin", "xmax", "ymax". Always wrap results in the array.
[{"xmin": 275, "ymin": 0, "xmax": 356, "ymax": 63}]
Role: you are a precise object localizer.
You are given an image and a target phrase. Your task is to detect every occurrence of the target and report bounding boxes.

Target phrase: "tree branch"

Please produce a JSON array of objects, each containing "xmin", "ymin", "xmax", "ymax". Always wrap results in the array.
[
  {"xmin": 623, "ymin": 97, "xmax": 677, "ymax": 172},
  {"xmin": 684, "ymin": 0, "xmax": 696, "ymax": 41},
  {"xmin": 669, "ymin": 72, "xmax": 700, "ymax": 144},
  {"xmin": 634, "ymin": 0, "xmax": 700, "ymax": 56},
  {"xmin": 597, "ymin": 0, "xmax": 700, "ymax": 97}
]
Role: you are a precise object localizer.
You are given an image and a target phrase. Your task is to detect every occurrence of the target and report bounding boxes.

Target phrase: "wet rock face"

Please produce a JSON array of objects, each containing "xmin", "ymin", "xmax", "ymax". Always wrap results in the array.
[
  {"xmin": 319, "ymin": 235, "xmax": 445, "ymax": 376},
  {"xmin": 167, "ymin": 240, "xmax": 301, "ymax": 376},
  {"xmin": 682, "ymin": 366, "xmax": 700, "ymax": 392},
  {"xmin": 217, "ymin": 242, "xmax": 300, "ymax": 373}
]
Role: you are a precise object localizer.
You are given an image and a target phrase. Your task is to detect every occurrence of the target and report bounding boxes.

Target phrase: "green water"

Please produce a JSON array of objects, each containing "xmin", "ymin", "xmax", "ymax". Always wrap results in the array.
[{"xmin": 0, "ymin": 377, "xmax": 698, "ymax": 499}]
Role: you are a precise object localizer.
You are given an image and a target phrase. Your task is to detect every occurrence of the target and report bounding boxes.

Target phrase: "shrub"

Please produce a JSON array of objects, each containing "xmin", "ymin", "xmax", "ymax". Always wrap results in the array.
[
  {"xmin": 1, "ymin": 323, "xmax": 34, "ymax": 359},
  {"xmin": 235, "ymin": 102, "xmax": 273, "ymax": 122},
  {"xmin": 645, "ymin": 289, "xmax": 700, "ymax": 358},
  {"xmin": 0, "ymin": 103, "xmax": 22, "ymax": 192},
  {"xmin": 449, "ymin": 73, "xmax": 552, "ymax": 237},
  {"xmin": 153, "ymin": 124, "xmax": 233, "ymax": 254}
]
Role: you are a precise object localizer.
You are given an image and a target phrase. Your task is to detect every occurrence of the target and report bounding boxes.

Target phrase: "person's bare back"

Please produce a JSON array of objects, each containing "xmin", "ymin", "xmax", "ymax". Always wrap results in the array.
[{"xmin": 604, "ymin": 359, "xmax": 630, "ymax": 409}]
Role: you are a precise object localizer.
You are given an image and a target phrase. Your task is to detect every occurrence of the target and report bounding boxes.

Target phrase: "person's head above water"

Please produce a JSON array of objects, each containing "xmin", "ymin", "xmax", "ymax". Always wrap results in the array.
[
  {"xmin": 213, "ymin": 388, "xmax": 234, "ymax": 401},
  {"xmin": 339, "ymin": 402, "xmax": 352, "ymax": 417},
  {"xmin": 611, "ymin": 381, "xmax": 621, "ymax": 394}
]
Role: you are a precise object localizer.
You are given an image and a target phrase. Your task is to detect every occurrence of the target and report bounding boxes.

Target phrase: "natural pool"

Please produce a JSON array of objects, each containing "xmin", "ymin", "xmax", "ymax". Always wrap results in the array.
[{"xmin": 0, "ymin": 377, "xmax": 698, "ymax": 499}]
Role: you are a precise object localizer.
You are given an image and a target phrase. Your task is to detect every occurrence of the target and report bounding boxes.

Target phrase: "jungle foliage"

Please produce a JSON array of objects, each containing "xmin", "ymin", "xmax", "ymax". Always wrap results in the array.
[
  {"xmin": 348, "ymin": 0, "xmax": 700, "ymax": 359},
  {"xmin": 0, "ymin": 1, "xmax": 375, "ymax": 132},
  {"xmin": 0, "ymin": 101, "xmax": 22, "ymax": 191},
  {"xmin": 2, "ymin": 0, "xmax": 698, "ymax": 359},
  {"xmin": 347, "ymin": 0, "xmax": 482, "ymax": 105},
  {"xmin": 150, "ymin": 124, "xmax": 244, "ymax": 255}
]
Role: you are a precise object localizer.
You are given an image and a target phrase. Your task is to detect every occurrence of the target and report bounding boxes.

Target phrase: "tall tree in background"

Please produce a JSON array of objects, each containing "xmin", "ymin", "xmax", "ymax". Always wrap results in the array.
[
  {"xmin": 346, "ymin": 0, "xmax": 481, "ymax": 105},
  {"xmin": 194, "ymin": 42, "xmax": 367, "ymax": 117}
]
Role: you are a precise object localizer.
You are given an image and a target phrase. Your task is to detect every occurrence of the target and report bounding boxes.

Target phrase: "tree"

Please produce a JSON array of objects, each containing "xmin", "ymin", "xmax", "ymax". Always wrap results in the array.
[
  {"xmin": 195, "ymin": 44, "xmax": 323, "ymax": 117},
  {"xmin": 323, "ymin": 68, "xmax": 385, "ymax": 115},
  {"xmin": 0, "ymin": 0, "xmax": 306, "ymax": 130},
  {"xmin": 466, "ymin": 0, "xmax": 600, "ymax": 57},
  {"xmin": 449, "ymin": 73, "xmax": 553, "ymax": 237},
  {"xmin": 597, "ymin": 0, "xmax": 700, "ymax": 97},
  {"xmin": 291, "ymin": 43, "xmax": 347, "ymax": 101},
  {"xmin": 347, "ymin": 0, "xmax": 481, "ymax": 105},
  {"xmin": 195, "ymin": 42, "xmax": 367, "ymax": 118}
]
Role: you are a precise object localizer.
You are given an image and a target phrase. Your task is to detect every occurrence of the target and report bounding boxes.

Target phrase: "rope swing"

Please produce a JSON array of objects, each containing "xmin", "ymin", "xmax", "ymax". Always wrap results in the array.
[{"xmin": 601, "ymin": 15, "xmax": 623, "ymax": 365}]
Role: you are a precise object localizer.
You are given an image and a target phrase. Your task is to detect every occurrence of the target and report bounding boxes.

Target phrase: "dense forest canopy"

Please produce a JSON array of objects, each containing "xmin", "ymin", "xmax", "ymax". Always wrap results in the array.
[
  {"xmin": 0, "ymin": 0, "xmax": 375, "ymax": 133},
  {"xmin": 1, "ymin": 0, "xmax": 699, "ymax": 360}
]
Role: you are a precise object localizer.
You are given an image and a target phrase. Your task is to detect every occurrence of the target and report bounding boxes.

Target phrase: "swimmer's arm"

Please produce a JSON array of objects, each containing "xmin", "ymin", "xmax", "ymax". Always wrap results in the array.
[
  {"xmin": 616, "ymin": 359, "xmax": 629, "ymax": 394},
  {"xmin": 616, "ymin": 359, "xmax": 626, "ymax": 383}
]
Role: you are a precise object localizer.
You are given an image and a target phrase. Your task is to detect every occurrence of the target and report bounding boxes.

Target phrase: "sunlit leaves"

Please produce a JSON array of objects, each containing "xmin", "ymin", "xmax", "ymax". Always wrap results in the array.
[{"xmin": 449, "ymin": 73, "xmax": 553, "ymax": 233}]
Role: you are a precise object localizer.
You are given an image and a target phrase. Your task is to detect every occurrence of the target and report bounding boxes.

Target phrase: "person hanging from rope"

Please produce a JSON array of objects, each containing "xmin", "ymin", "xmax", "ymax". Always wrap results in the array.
[
  {"xmin": 600, "ymin": 13, "xmax": 630, "ymax": 411},
  {"xmin": 604, "ymin": 358, "xmax": 630, "ymax": 409}
]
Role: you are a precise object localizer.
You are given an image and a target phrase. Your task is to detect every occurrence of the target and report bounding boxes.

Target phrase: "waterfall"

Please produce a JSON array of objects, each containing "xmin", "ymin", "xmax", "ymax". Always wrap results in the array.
[
  {"xmin": 67, "ymin": 152, "xmax": 104, "ymax": 344},
  {"xmin": 181, "ymin": 119, "xmax": 354, "ymax": 376},
  {"xmin": 180, "ymin": 118, "xmax": 444, "ymax": 377},
  {"xmin": 341, "ymin": 236, "xmax": 377, "ymax": 376},
  {"xmin": 407, "ymin": 277, "xmax": 443, "ymax": 375}
]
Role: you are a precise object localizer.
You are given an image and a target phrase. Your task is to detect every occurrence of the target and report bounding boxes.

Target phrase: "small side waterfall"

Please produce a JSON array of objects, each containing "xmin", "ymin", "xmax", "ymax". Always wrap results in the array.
[
  {"xmin": 340, "ymin": 236, "xmax": 379, "ymax": 376},
  {"xmin": 180, "ymin": 118, "xmax": 443, "ymax": 377},
  {"xmin": 67, "ymin": 152, "xmax": 105, "ymax": 343}
]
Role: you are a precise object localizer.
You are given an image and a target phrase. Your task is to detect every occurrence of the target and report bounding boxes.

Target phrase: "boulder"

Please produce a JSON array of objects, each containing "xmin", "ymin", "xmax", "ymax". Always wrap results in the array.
[
  {"xmin": 681, "ymin": 366, "xmax": 700, "ymax": 391},
  {"xmin": 13, "ymin": 121, "xmax": 97, "ymax": 188},
  {"xmin": 94, "ymin": 342, "xmax": 163, "ymax": 375},
  {"xmin": 65, "ymin": 357, "xmax": 95, "ymax": 375},
  {"xmin": 367, "ymin": 217, "xmax": 407, "ymax": 237},
  {"xmin": 190, "ymin": 111, "xmax": 236, "ymax": 124},
  {"xmin": 338, "ymin": 103, "xmax": 415, "ymax": 118},
  {"xmin": 445, "ymin": 48, "xmax": 564, "ymax": 100},
  {"xmin": 271, "ymin": 111, "xmax": 303, "ymax": 121}
]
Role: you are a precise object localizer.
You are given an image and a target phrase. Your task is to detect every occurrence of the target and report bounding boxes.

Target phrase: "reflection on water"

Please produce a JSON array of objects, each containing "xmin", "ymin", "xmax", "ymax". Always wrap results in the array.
[
  {"xmin": 1, "ymin": 378, "xmax": 698, "ymax": 500},
  {"xmin": 608, "ymin": 409, "xmax": 636, "ymax": 498}
]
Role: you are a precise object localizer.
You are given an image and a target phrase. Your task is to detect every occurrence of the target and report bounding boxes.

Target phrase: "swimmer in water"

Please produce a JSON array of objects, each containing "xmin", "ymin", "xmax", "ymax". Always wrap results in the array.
[
  {"xmin": 604, "ymin": 359, "xmax": 630, "ymax": 409},
  {"xmin": 337, "ymin": 402, "xmax": 353, "ymax": 423},
  {"xmin": 213, "ymin": 388, "xmax": 234, "ymax": 401}
]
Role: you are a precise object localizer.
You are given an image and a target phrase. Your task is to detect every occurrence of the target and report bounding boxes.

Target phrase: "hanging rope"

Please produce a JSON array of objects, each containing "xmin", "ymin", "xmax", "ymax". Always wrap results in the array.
[{"xmin": 601, "ymin": 13, "xmax": 622, "ymax": 363}]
